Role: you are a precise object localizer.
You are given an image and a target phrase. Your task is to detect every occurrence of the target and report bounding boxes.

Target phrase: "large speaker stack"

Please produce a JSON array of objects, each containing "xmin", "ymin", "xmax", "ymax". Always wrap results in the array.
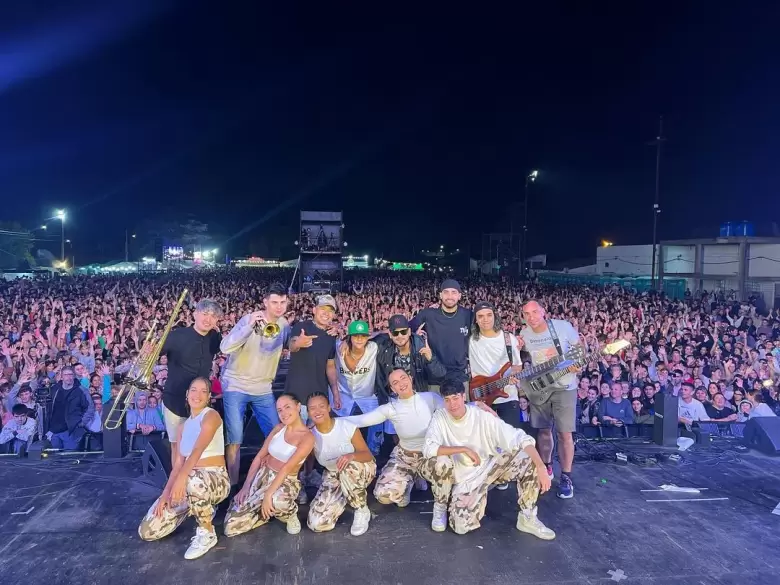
[{"xmin": 298, "ymin": 211, "xmax": 344, "ymax": 294}]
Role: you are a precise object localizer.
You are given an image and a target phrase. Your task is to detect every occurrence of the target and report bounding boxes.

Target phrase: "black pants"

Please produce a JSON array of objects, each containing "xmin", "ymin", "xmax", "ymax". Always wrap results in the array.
[{"xmin": 493, "ymin": 400, "xmax": 520, "ymax": 428}]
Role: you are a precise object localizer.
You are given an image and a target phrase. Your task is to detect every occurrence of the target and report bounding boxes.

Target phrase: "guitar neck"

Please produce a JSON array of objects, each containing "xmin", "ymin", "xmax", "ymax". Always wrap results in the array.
[{"xmin": 547, "ymin": 348, "xmax": 610, "ymax": 383}]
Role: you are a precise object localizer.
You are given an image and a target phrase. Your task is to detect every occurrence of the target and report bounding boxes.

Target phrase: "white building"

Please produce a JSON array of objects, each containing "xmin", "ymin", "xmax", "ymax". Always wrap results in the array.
[{"xmin": 594, "ymin": 238, "xmax": 780, "ymax": 308}]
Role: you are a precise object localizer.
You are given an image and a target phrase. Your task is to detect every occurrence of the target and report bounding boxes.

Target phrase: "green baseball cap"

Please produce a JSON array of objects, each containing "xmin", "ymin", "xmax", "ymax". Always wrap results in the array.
[{"xmin": 347, "ymin": 320, "xmax": 370, "ymax": 336}]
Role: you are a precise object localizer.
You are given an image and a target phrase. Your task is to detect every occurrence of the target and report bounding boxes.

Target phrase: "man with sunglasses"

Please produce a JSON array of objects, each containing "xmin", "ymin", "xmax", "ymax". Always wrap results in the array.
[{"xmin": 374, "ymin": 315, "xmax": 446, "ymax": 403}]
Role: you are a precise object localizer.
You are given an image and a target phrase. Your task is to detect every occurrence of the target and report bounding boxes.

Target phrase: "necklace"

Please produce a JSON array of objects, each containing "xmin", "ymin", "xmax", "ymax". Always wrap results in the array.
[{"xmin": 440, "ymin": 306, "xmax": 458, "ymax": 319}]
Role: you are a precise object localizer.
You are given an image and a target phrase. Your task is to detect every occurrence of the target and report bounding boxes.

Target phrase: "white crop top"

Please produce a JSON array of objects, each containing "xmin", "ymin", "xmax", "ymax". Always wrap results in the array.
[
  {"xmin": 268, "ymin": 426, "xmax": 298, "ymax": 462},
  {"xmin": 179, "ymin": 407, "xmax": 224, "ymax": 459},
  {"xmin": 313, "ymin": 418, "xmax": 358, "ymax": 472}
]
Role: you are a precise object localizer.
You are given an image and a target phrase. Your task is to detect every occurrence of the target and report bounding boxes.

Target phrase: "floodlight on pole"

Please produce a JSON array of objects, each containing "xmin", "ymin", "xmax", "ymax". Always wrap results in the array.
[{"xmin": 56, "ymin": 210, "xmax": 66, "ymax": 261}]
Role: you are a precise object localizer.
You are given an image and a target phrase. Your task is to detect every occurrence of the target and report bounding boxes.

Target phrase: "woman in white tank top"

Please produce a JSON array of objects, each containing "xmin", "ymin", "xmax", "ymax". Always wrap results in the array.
[
  {"xmin": 306, "ymin": 391, "xmax": 376, "ymax": 536},
  {"xmin": 224, "ymin": 392, "xmax": 314, "ymax": 537},
  {"xmin": 139, "ymin": 377, "xmax": 229, "ymax": 561}
]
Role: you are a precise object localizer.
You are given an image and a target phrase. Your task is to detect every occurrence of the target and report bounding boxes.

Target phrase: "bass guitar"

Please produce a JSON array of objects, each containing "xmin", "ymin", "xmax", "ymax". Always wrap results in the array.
[
  {"xmin": 519, "ymin": 340, "xmax": 630, "ymax": 404},
  {"xmin": 469, "ymin": 345, "xmax": 586, "ymax": 406}
]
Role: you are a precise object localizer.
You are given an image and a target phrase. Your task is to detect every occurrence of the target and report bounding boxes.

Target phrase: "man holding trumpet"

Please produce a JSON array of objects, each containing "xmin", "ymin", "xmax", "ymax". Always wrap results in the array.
[{"xmin": 220, "ymin": 282, "xmax": 291, "ymax": 487}]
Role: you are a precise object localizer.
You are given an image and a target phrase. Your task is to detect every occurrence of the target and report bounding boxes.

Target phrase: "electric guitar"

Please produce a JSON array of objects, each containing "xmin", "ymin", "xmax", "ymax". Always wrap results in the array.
[
  {"xmin": 469, "ymin": 345, "xmax": 586, "ymax": 406},
  {"xmin": 520, "ymin": 340, "xmax": 631, "ymax": 404}
]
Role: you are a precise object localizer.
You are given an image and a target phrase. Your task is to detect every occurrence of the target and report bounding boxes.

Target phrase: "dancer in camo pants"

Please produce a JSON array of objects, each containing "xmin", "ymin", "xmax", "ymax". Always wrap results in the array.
[
  {"xmin": 138, "ymin": 467, "xmax": 230, "ymax": 541},
  {"xmin": 449, "ymin": 447, "xmax": 540, "ymax": 534},
  {"xmin": 308, "ymin": 460, "xmax": 377, "ymax": 532},
  {"xmin": 374, "ymin": 446, "xmax": 453, "ymax": 506},
  {"xmin": 223, "ymin": 466, "xmax": 301, "ymax": 536}
]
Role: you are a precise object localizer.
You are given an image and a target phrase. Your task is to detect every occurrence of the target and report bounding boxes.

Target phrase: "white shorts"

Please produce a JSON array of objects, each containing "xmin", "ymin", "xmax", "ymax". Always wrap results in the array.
[{"xmin": 162, "ymin": 403, "xmax": 186, "ymax": 442}]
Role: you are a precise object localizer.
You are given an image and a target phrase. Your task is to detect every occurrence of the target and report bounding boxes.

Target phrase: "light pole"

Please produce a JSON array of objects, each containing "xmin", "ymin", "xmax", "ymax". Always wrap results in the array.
[
  {"xmin": 522, "ymin": 170, "xmax": 538, "ymax": 277},
  {"xmin": 125, "ymin": 231, "xmax": 136, "ymax": 261},
  {"xmin": 55, "ymin": 210, "xmax": 66, "ymax": 262},
  {"xmin": 649, "ymin": 117, "xmax": 664, "ymax": 290}
]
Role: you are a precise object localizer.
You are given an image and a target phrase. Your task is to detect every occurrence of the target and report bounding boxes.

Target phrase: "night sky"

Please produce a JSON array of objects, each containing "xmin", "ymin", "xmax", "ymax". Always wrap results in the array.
[{"xmin": 1, "ymin": 2, "xmax": 779, "ymax": 265}]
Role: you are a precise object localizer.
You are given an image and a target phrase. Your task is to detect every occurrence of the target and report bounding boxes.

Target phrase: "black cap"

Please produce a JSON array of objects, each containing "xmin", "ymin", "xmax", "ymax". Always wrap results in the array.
[
  {"xmin": 388, "ymin": 314, "xmax": 410, "ymax": 331},
  {"xmin": 440, "ymin": 279, "xmax": 461, "ymax": 293},
  {"xmin": 474, "ymin": 301, "xmax": 494, "ymax": 313}
]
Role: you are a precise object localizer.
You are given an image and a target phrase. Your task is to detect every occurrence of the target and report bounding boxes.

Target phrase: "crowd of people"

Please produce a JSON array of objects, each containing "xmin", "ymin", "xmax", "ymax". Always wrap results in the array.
[{"xmin": 1, "ymin": 268, "xmax": 779, "ymax": 558}]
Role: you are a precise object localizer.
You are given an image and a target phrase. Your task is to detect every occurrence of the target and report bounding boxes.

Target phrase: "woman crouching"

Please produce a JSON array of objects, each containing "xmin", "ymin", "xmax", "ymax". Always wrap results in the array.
[
  {"xmin": 138, "ymin": 377, "xmax": 229, "ymax": 560},
  {"xmin": 306, "ymin": 392, "xmax": 376, "ymax": 536},
  {"xmin": 224, "ymin": 392, "xmax": 313, "ymax": 536}
]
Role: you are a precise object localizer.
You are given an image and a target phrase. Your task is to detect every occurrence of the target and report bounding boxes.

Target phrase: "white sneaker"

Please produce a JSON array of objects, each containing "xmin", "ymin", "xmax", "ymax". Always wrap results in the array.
[
  {"xmin": 414, "ymin": 477, "xmax": 428, "ymax": 491},
  {"xmin": 516, "ymin": 507, "xmax": 556, "ymax": 540},
  {"xmin": 431, "ymin": 503, "xmax": 447, "ymax": 532},
  {"xmin": 496, "ymin": 483, "xmax": 509, "ymax": 491},
  {"xmin": 350, "ymin": 506, "xmax": 371, "ymax": 536},
  {"xmin": 286, "ymin": 514, "xmax": 302, "ymax": 535},
  {"xmin": 397, "ymin": 481, "xmax": 414, "ymax": 508},
  {"xmin": 297, "ymin": 489, "xmax": 308, "ymax": 505},
  {"xmin": 184, "ymin": 527, "xmax": 218, "ymax": 560}
]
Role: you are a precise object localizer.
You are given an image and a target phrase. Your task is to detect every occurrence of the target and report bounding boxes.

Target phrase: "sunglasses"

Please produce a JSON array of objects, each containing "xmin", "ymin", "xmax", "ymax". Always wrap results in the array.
[{"xmin": 391, "ymin": 328, "xmax": 410, "ymax": 337}]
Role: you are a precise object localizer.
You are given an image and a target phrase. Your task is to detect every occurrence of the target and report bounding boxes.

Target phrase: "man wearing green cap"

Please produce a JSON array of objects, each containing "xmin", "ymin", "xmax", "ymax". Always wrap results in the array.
[{"xmin": 333, "ymin": 320, "xmax": 384, "ymax": 455}]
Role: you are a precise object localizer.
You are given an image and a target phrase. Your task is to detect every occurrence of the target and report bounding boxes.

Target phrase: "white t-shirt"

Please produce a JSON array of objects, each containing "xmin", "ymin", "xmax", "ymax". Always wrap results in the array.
[
  {"xmin": 344, "ymin": 392, "xmax": 443, "ymax": 452},
  {"xmin": 423, "ymin": 405, "xmax": 535, "ymax": 493},
  {"xmin": 312, "ymin": 418, "xmax": 358, "ymax": 472},
  {"xmin": 520, "ymin": 319, "xmax": 580, "ymax": 390},
  {"xmin": 469, "ymin": 333, "xmax": 522, "ymax": 404},
  {"xmin": 335, "ymin": 340, "xmax": 378, "ymax": 399},
  {"xmin": 678, "ymin": 398, "xmax": 709, "ymax": 422}
]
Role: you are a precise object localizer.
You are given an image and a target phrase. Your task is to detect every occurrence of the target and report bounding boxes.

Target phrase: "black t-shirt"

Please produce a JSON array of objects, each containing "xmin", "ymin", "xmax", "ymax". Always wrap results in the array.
[
  {"xmin": 284, "ymin": 320, "xmax": 336, "ymax": 402},
  {"xmin": 161, "ymin": 326, "xmax": 222, "ymax": 417},
  {"xmin": 410, "ymin": 306, "xmax": 472, "ymax": 384},
  {"xmin": 705, "ymin": 403, "xmax": 734, "ymax": 420}
]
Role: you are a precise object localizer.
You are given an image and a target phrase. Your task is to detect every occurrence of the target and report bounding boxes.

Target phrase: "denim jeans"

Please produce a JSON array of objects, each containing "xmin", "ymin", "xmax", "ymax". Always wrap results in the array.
[
  {"xmin": 50, "ymin": 427, "xmax": 85, "ymax": 450},
  {"xmin": 222, "ymin": 391, "xmax": 279, "ymax": 444}
]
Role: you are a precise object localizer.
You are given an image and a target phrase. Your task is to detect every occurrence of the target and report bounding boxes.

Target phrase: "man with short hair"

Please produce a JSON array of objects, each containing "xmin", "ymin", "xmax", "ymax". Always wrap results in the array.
[
  {"xmin": 47, "ymin": 366, "xmax": 93, "ymax": 450},
  {"xmin": 220, "ymin": 282, "xmax": 291, "ymax": 486},
  {"xmin": 160, "ymin": 298, "xmax": 223, "ymax": 461},
  {"xmin": 423, "ymin": 381, "xmax": 554, "ymax": 539},
  {"xmin": 0, "ymin": 404, "xmax": 37, "ymax": 454},
  {"xmin": 677, "ymin": 382, "xmax": 709, "ymax": 424},
  {"xmin": 410, "ymin": 279, "xmax": 472, "ymax": 393},
  {"xmin": 518, "ymin": 300, "xmax": 581, "ymax": 499}
]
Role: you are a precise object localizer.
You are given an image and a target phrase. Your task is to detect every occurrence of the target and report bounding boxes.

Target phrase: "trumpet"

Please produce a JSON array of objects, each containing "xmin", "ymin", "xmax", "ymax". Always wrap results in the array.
[
  {"xmin": 104, "ymin": 289, "xmax": 188, "ymax": 431},
  {"xmin": 254, "ymin": 318, "xmax": 281, "ymax": 338}
]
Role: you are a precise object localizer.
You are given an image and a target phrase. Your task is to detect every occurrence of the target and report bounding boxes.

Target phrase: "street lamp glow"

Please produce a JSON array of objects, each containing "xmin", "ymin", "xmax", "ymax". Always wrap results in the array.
[
  {"xmin": 55, "ymin": 209, "xmax": 66, "ymax": 220},
  {"xmin": 528, "ymin": 170, "xmax": 538, "ymax": 182},
  {"xmin": 41, "ymin": 225, "xmax": 47, "ymax": 230}
]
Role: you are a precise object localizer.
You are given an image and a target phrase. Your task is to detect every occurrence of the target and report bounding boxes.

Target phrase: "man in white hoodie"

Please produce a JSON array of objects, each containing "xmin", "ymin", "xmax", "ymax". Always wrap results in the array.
[
  {"xmin": 423, "ymin": 380, "xmax": 555, "ymax": 539},
  {"xmin": 220, "ymin": 282, "xmax": 290, "ymax": 486}
]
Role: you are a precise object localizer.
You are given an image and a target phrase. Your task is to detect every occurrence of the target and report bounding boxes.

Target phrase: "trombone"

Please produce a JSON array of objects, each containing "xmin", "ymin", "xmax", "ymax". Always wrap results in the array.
[
  {"xmin": 254, "ymin": 319, "xmax": 281, "ymax": 338},
  {"xmin": 103, "ymin": 289, "xmax": 189, "ymax": 431}
]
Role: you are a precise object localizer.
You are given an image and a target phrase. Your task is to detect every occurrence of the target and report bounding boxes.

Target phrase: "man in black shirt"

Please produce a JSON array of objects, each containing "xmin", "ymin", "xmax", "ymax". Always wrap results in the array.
[
  {"xmin": 285, "ymin": 295, "xmax": 338, "ymax": 410},
  {"xmin": 410, "ymin": 279, "xmax": 472, "ymax": 394},
  {"xmin": 160, "ymin": 299, "xmax": 222, "ymax": 459}
]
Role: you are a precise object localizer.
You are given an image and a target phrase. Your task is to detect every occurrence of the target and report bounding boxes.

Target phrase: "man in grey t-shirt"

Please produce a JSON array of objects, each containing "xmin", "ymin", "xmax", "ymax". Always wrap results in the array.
[{"xmin": 519, "ymin": 300, "xmax": 582, "ymax": 500}]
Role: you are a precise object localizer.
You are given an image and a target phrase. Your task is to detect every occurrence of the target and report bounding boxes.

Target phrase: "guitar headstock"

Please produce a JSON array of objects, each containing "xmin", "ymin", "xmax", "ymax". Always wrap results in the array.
[{"xmin": 603, "ymin": 340, "xmax": 630, "ymax": 355}]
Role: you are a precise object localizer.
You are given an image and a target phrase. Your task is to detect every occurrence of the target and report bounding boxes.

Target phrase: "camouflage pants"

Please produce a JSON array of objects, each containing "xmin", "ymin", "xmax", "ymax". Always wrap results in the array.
[
  {"xmin": 449, "ymin": 447, "xmax": 539, "ymax": 535},
  {"xmin": 223, "ymin": 466, "xmax": 301, "ymax": 537},
  {"xmin": 374, "ymin": 446, "xmax": 453, "ymax": 506},
  {"xmin": 138, "ymin": 466, "xmax": 230, "ymax": 541},
  {"xmin": 308, "ymin": 460, "xmax": 377, "ymax": 532}
]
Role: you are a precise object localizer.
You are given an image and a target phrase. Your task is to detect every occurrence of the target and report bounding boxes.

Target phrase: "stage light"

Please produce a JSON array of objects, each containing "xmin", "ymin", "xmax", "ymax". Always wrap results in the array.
[
  {"xmin": 41, "ymin": 225, "xmax": 47, "ymax": 230},
  {"xmin": 601, "ymin": 240, "xmax": 614, "ymax": 247},
  {"xmin": 55, "ymin": 209, "xmax": 66, "ymax": 220},
  {"xmin": 528, "ymin": 170, "xmax": 538, "ymax": 181},
  {"xmin": 212, "ymin": 248, "xmax": 218, "ymax": 254},
  {"xmin": 363, "ymin": 255, "xmax": 368, "ymax": 261}
]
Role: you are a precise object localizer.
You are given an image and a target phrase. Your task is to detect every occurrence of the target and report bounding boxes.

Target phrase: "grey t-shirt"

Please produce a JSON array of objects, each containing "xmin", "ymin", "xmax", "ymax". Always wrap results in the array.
[{"xmin": 520, "ymin": 319, "xmax": 581, "ymax": 390}]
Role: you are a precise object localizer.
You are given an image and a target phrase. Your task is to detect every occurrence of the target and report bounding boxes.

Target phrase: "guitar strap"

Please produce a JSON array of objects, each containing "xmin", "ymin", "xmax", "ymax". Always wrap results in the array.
[
  {"xmin": 546, "ymin": 319, "xmax": 564, "ymax": 357},
  {"xmin": 503, "ymin": 331, "xmax": 513, "ymax": 366}
]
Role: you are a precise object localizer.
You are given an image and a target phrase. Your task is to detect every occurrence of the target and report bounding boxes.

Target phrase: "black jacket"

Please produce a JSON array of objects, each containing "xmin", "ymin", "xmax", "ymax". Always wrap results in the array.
[
  {"xmin": 49, "ymin": 381, "xmax": 92, "ymax": 434},
  {"xmin": 373, "ymin": 333, "xmax": 447, "ymax": 403}
]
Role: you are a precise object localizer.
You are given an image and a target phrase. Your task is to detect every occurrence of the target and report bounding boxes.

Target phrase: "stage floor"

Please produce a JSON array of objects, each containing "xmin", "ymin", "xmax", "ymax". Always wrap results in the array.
[{"xmin": 1, "ymin": 440, "xmax": 779, "ymax": 585}]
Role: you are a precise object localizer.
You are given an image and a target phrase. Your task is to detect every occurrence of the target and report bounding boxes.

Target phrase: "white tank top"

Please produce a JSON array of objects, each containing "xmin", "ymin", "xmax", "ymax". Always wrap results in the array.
[
  {"xmin": 179, "ymin": 407, "xmax": 224, "ymax": 459},
  {"xmin": 312, "ymin": 418, "xmax": 358, "ymax": 472},
  {"xmin": 268, "ymin": 426, "xmax": 297, "ymax": 462}
]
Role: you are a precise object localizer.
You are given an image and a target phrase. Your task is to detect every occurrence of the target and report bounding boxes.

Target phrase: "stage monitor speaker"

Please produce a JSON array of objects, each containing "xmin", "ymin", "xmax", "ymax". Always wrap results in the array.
[
  {"xmin": 101, "ymin": 399, "xmax": 128, "ymax": 459},
  {"xmin": 141, "ymin": 437, "xmax": 173, "ymax": 488},
  {"xmin": 744, "ymin": 417, "xmax": 780, "ymax": 456},
  {"xmin": 653, "ymin": 392, "xmax": 679, "ymax": 447}
]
